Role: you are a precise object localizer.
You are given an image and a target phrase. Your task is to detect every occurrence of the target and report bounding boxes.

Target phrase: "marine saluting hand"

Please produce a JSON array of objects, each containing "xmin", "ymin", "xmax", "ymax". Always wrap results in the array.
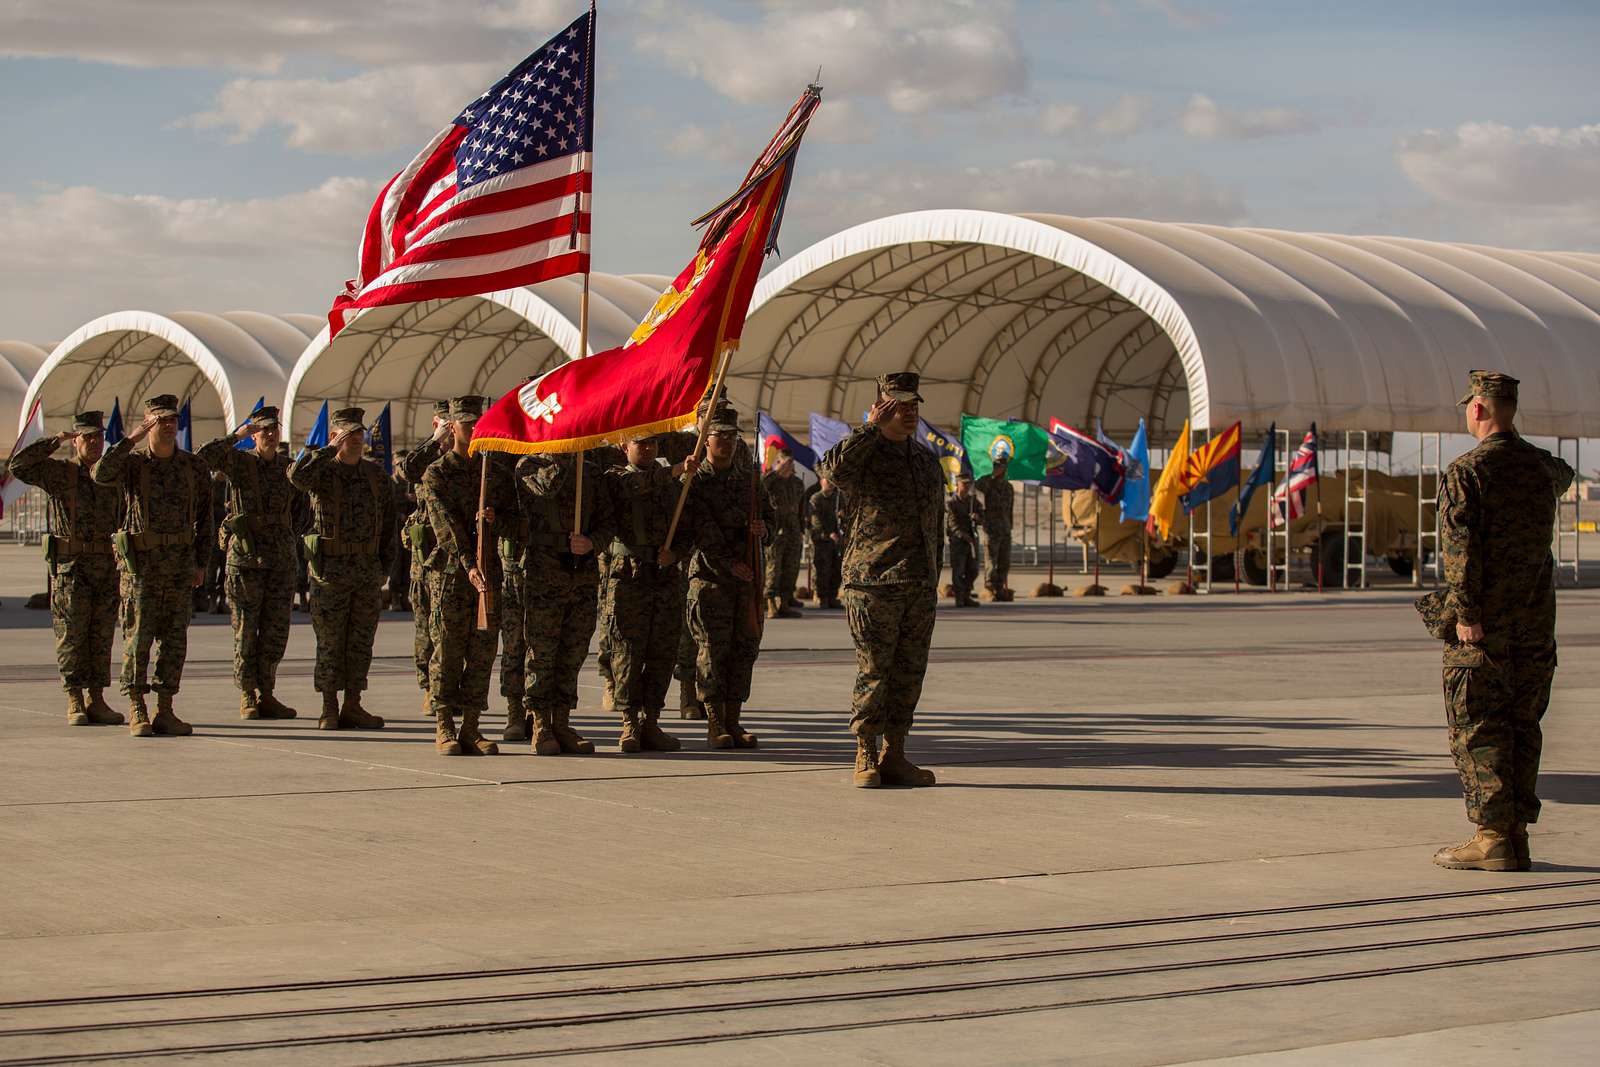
[{"xmin": 868, "ymin": 397, "xmax": 898, "ymax": 426}]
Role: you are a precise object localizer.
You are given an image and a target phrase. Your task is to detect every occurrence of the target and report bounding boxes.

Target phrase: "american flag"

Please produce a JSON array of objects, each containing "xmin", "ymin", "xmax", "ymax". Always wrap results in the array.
[
  {"xmin": 1270, "ymin": 424, "xmax": 1319, "ymax": 526},
  {"xmin": 328, "ymin": 7, "xmax": 594, "ymax": 338}
]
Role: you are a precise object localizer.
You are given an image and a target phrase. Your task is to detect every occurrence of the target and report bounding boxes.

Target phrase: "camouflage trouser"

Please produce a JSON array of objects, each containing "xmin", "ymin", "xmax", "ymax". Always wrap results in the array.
[
  {"xmin": 310, "ymin": 557, "xmax": 383, "ymax": 693},
  {"xmin": 765, "ymin": 530, "xmax": 802, "ymax": 603},
  {"xmin": 1443, "ymin": 644, "xmax": 1555, "ymax": 826},
  {"xmin": 410, "ymin": 554, "xmax": 432, "ymax": 690},
  {"xmin": 523, "ymin": 557, "xmax": 599, "ymax": 712},
  {"xmin": 984, "ymin": 529, "xmax": 1011, "ymax": 593},
  {"xmin": 674, "ymin": 566, "xmax": 696, "ymax": 687},
  {"xmin": 427, "ymin": 569, "xmax": 500, "ymax": 716},
  {"xmin": 227, "ymin": 560, "xmax": 294, "ymax": 694},
  {"xmin": 812, "ymin": 538, "xmax": 842, "ymax": 604},
  {"xmin": 688, "ymin": 577, "xmax": 762, "ymax": 704},
  {"xmin": 601, "ymin": 560, "xmax": 684, "ymax": 714},
  {"xmin": 50, "ymin": 556, "xmax": 118, "ymax": 692},
  {"xmin": 948, "ymin": 537, "xmax": 979, "ymax": 601},
  {"xmin": 119, "ymin": 564, "xmax": 194, "ymax": 697},
  {"xmin": 843, "ymin": 582, "xmax": 937, "ymax": 738},
  {"xmin": 498, "ymin": 548, "xmax": 525, "ymax": 700}
]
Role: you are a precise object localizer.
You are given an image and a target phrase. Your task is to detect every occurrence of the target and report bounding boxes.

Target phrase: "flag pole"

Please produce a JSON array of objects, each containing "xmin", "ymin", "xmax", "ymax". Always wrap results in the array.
[
  {"xmin": 663, "ymin": 342, "xmax": 736, "ymax": 547},
  {"xmin": 1234, "ymin": 467, "xmax": 1242, "ymax": 595},
  {"xmin": 573, "ymin": 272, "xmax": 590, "ymax": 535},
  {"xmin": 572, "ymin": 0, "xmax": 596, "ymax": 539}
]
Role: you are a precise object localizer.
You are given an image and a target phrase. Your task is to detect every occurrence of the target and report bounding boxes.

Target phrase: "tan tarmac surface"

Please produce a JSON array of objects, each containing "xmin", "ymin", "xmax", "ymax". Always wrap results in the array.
[{"xmin": 0, "ymin": 543, "xmax": 1596, "ymax": 1065}]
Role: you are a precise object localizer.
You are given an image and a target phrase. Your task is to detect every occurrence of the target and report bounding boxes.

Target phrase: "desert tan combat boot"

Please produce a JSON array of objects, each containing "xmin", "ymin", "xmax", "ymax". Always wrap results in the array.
[
  {"xmin": 600, "ymin": 680, "xmax": 615, "ymax": 715},
  {"xmin": 723, "ymin": 703, "xmax": 758, "ymax": 748},
  {"xmin": 85, "ymin": 689, "xmax": 124, "ymax": 725},
  {"xmin": 1512, "ymin": 823, "xmax": 1532, "ymax": 871},
  {"xmin": 853, "ymin": 735, "xmax": 881, "ymax": 788},
  {"xmin": 257, "ymin": 689, "xmax": 298, "ymax": 719},
  {"xmin": 878, "ymin": 732, "xmax": 937, "ymax": 787},
  {"xmin": 318, "ymin": 692, "xmax": 341, "ymax": 730},
  {"xmin": 678, "ymin": 678, "xmax": 707, "ymax": 720},
  {"xmin": 239, "ymin": 690, "xmax": 261, "ymax": 720},
  {"xmin": 339, "ymin": 689, "xmax": 385, "ymax": 730},
  {"xmin": 420, "ymin": 691, "xmax": 435, "ymax": 719},
  {"xmin": 151, "ymin": 693, "xmax": 193, "ymax": 736},
  {"xmin": 1432, "ymin": 825, "xmax": 1517, "ymax": 871},
  {"xmin": 458, "ymin": 708, "xmax": 498, "ymax": 756},
  {"xmin": 435, "ymin": 710, "xmax": 462, "ymax": 756},
  {"xmin": 503, "ymin": 697, "xmax": 529, "ymax": 743},
  {"xmin": 704, "ymin": 704, "xmax": 734, "ymax": 750},
  {"xmin": 128, "ymin": 694, "xmax": 153, "ymax": 738},
  {"xmin": 765, "ymin": 597, "xmax": 781, "ymax": 620},
  {"xmin": 529, "ymin": 708, "xmax": 561, "ymax": 756},
  {"xmin": 617, "ymin": 709, "xmax": 642, "ymax": 753},
  {"xmin": 66, "ymin": 688, "xmax": 89, "ymax": 727},
  {"xmin": 552, "ymin": 707, "xmax": 595, "ymax": 754},
  {"xmin": 638, "ymin": 709, "xmax": 681, "ymax": 752}
]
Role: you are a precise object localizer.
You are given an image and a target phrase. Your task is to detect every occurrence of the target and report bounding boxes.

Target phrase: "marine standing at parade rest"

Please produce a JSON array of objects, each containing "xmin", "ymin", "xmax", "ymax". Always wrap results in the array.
[
  {"xmin": 656, "ymin": 428, "xmax": 708, "ymax": 721},
  {"xmin": 946, "ymin": 472, "xmax": 984, "ymax": 608},
  {"xmin": 517, "ymin": 447, "xmax": 614, "ymax": 756},
  {"xmin": 288, "ymin": 407, "xmax": 394, "ymax": 732},
  {"xmin": 486, "ymin": 449, "xmax": 531, "ymax": 742},
  {"xmin": 761, "ymin": 446, "xmax": 805, "ymax": 618},
  {"xmin": 389, "ymin": 450, "xmax": 415, "ymax": 612},
  {"xmin": 975, "ymin": 452, "xmax": 1014, "ymax": 602},
  {"xmin": 8, "ymin": 411, "xmax": 125, "ymax": 726},
  {"xmin": 401, "ymin": 401, "xmax": 451, "ymax": 717},
  {"xmin": 1432, "ymin": 370, "xmax": 1574, "ymax": 872},
  {"xmin": 598, "ymin": 432, "xmax": 701, "ymax": 753},
  {"xmin": 92, "ymin": 394, "xmax": 215, "ymax": 737},
  {"xmin": 806, "ymin": 477, "xmax": 844, "ymax": 609},
  {"xmin": 416, "ymin": 396, "xmax": 503, "ymax": 756},
  {"xmin": 197, "ymin": 407, "xmax": 301, "ymax": 721},
  {"xmin": 685, "ymin": 401, "xmax": 773, "ymax": 750},
  {"xmin": 818, "ymin": 372, "xmax": 944, "ymax": 788}
]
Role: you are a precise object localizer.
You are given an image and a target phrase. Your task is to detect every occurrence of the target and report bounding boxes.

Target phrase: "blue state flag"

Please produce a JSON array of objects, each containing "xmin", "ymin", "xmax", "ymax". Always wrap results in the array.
[
  {"xmin": 298, "ymin": 401, "xmax": 330, "ymax": 460},
  {"xmin": 368, "ymin": 402, "xmax": 394, "ymax": 475},
  {"xmin": 105, "ymin": 399, "xmax": 124, "ymax": 447},
  {"xmin": 235, "ymin": 396, "xmax": 267, "ymax": 450},
  {"xmin": 1046, "ymin": 421, "xmax": 1122, "ymax": 496},
  {"xmin": 1119, "ymin": 419, "xmax": 1151, "ymax": 524},
  {"xmin": 918, "ymin": 419, "xmax": 970, "ymax": 491},
  {"xmin": 176, "ymin": 399, "xmax": 193, "ymax": 452},
  {"xmin": 1229, "ymin": 423, "xmax": 1275, "ymax": 535},
  {"xmin": 808, "ymin": 412, "xmax": 851, "ymax": 462},
  {"xmin": 756, "ymin": 411, "xmax": 816, "ymax": 471}
]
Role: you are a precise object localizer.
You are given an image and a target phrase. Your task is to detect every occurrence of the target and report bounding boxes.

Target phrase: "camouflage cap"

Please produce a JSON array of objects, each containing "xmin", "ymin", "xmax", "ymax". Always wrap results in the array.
[
  {"xmin": 1458, "ymin": 370, "xmax": 1519, "ymax": 406},
  {"xmin": 707, "ymin": 400, "xmax": 741, "ymax": 433},
  {"xmin": 245, "ymin": 405, "xmax": 281, "ymax": 431},
  {"xmin": 1414, "ymin": 589, "xmax": 1457, "ymax": 641},
  {"xmin": 144, "ymin": 393, "xmax": 180, "ymax": 418},
  {"xmin": 432, "ymin": 399, "xmax": 450, "ymax": 417},
  {"xmin": 876, "ymin": 371, "xmax": 924, "ymax": 403},
  {"xmin": 71, "ymin": 411, "xmax": 104, "ymax": 434},
  {"xmin": 331, "ymin": 406, "xmax": 366, "ymax": 432},
  {"xmin": 448, "ymin": 395, "xmax": 486, "ymax": 423}
]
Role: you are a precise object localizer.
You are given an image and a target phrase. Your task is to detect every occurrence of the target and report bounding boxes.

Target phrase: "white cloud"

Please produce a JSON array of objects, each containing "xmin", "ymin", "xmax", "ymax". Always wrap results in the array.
[
  {"xmin": 1093, "ymin": 94, "xmax": 1152, "ymax": 137},
  {"xmin": 1179, "ymin": 93, "xmax": 1319, "ymax": 140},
  {"xmin": 664, "ymin": 122, "xmax": 749, "ymax": 166},
  {"xmin": 180, "ymin": 64, "xmax": 501, "ymax": 156},
  {"xmin": 633, "ymin": 1, "xmax": 1028, "ymax": 114},
  {"xmin": 1394, "ymin": 120, "xmax": 1600, "ymax": 248},
  {"xmin": 1037, "ymin": 102, "xmax": 1083, "ymax": 136},
  {"xmin": 0, "ymin": 0, "xmax": 573, "ymax": 70},
  {"xmin": 0, "ymin": 179, "xmax": 378, "ymax": 339},
  {"xmin": 1136, "ymin": 0, "xmax": 1222, "ymax": 29}
]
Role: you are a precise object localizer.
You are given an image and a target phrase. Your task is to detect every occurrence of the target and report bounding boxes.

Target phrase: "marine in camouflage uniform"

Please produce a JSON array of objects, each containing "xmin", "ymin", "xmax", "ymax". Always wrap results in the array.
[
  {"xmin": 818, "ymin": 372, "xmax": 945, "ymax": 788},
  {"xmin": 598, "ymin": 434, "xmax": 698, "ymax": 753},
  {"xmin": 389, "ymin": 455, "xmax": 415, "ymax": 612},
  {"xmin": 198, "ymin": 406, "xmax": 302, "ymax": 721},
  {"xmin": 975, "ymin": 454, "xmax": 1014, "ymax": 601},
  {"xmin": 288, "ymin": 406, "xmax": 395, "ymax": 731},
  {"xmin": 652, "ymin": 429, "xmax": 706, "ymax": 721},
  {"xmin": 401, "ymin": 404, "xmax": 451, "ymax": 716},
  {"xmin": 686, "ymin": 401, "xmax": 773, "ymax": 750},
  {"xmin": 517, "ymin": 449, "xmax": 615, "ymax": 756},
  {"xmin": 806, "ymin": 478, "xmax": 844, "ymax": 609},
  {"xmin": 1433, "ymin": 371, "xmax": 1575, "ymax": 872},
  {"xmin": 487, "ymin": 448, "xmax": 533, "ymax": 742},
  {"xmin": 761, "ymin": 451, "xmax": 805, "ymax": 618},
  {"xmin": 417, "ymin": 396, "xmax": 504, "ymax": 756},
  {"xmin": 8, "ymin": 411, "xmax": 125, "ymax": 726},
  {"xmin": 945, "ymin": 473, "xmax": 984, "ymax": 607},
  {"xmin": 92, "ymin": 394, "xmax": 215, "ymax": 737}
]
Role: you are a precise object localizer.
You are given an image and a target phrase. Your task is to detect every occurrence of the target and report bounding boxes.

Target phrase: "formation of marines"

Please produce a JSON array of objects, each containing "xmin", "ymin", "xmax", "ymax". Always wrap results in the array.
[{"xmin": 7, "ymin": 369, "xmax": 1575, "ymax": 841}]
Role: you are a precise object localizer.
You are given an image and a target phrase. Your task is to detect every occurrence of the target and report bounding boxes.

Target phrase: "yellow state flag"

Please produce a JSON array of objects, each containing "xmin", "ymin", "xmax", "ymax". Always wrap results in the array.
[{"xmin": 1146, "ymin": 418, "xmax": 1191, "ymax": 540}]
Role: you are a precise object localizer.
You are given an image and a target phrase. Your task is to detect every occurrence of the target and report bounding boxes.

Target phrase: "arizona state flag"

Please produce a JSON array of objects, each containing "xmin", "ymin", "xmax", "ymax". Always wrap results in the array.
[
  {"xmin": 1179, "ymin": 421, "xmax": 1242, "ymax": 512},
  {"xmin": 472, "ymin": 89, "xmax": 820, "ymax": 455}
]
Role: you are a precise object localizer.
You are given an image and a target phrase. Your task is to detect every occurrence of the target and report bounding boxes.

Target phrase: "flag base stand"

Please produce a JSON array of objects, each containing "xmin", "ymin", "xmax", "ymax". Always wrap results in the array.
[
  {"xmin": 1167, "ymin": 581, "xmax": 1196, "ymax": 596},
  {"xmin": 1033, "ymin": 582, "xmax": 1064, "ymax": 597},
  {"xmin": 1075, "ymin": 584, "xmax": 1108, "ymax": 597},
  {"xmin": 1120, "ymin": 583, "xmax": 1159, "ymax": 596},
  {"xmin": 939, "ymin": 583, "xmax": 957, "ymax": 599}
]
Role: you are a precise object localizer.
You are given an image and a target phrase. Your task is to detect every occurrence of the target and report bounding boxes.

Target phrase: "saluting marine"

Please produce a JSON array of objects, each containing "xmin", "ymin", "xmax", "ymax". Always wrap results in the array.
[
  {"xmin": 288, "ymin": 406, "xmax": 395, "ymax": 732},
  {"xmin": 92, "ymin": 394, "xmax": 215, "ymax": 737},
  {"xmin": 198, "ymin": 406, "xmax": 302, "ymax": 721},
  {"xmin": 760, "ymin": 445, "xmax": 805, "ymax": 618},
  {"xmin": 819, "ymin": 372, "xmax": 945, "ymax": 789},
  {"xmin": 975, "ymin": 451, "xmax": 1014, "ymax": 602},
  {"xmin": 806, "ymin": 477, "xmax": 844, "ymax": 610},
  {"xmin": 1432, "ymin": 370, "xmax": 1575, "ymax": 872},
  {"xmin": 401, "ymin": 400, "xmax": 452, "ymax": 718},
  {"xmin": 945, "ymin": 472, "xmax": 984, "ymax": 608},
  {"xmin": 8, "ymin": 411, "xmax": 125, "ymax": 726}
]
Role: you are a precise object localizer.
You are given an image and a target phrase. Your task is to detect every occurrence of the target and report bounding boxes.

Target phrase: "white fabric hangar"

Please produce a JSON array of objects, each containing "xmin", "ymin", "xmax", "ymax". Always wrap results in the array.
[
  {"xmin": 2, "ymin": 340, "xmax": 50, "ymax": 441},
  {"xmin": 283, "ymin": 272, "xmax": 670, "ymax": 445},
  {"xmin": 20, "ymin": 312, "xmax": 312, "ymax": 440},
  {"xmin": 734, "ymin": 210, "xmax": 1600, "ymax": 443}
]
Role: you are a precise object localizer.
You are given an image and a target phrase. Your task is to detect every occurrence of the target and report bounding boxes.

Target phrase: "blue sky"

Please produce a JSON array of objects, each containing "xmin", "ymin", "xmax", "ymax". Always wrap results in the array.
[{"xmin": 2, "ymin": 0, "xmax": 1598, "ymax": 344}]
